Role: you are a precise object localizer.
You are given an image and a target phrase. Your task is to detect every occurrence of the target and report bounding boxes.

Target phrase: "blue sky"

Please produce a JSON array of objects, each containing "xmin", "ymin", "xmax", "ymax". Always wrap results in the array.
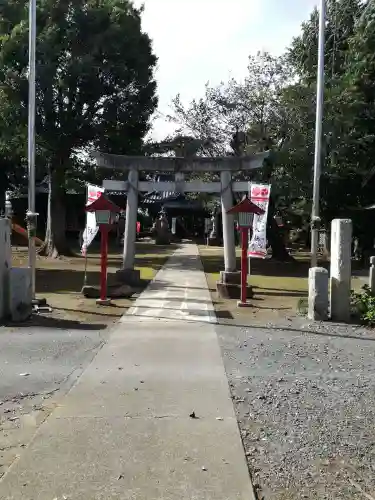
[{"xmin": 133, "ymin": 0, "xmax": 318, "ymax": 139}]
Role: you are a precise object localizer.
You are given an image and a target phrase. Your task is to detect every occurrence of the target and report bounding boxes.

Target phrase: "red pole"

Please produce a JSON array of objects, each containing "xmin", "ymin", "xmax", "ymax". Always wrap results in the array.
[
  {"xmin": 99, "ymin": 226, "xmax": 109, "ymax": 301},
  {"xmin": 240, "ymin": 227, "xmax": 248, "ymax": 304}
]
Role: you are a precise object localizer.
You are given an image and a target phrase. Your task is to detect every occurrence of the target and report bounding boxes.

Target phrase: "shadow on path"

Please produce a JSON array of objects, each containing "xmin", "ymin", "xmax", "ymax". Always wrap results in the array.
[{"xmin": 2, "ymin": 315, "xmax": 107, "ymax": 331}]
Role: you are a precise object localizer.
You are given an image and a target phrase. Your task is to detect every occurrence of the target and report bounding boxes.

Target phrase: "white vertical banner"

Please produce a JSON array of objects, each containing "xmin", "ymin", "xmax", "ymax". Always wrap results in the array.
[
  {"xmin": 248, "ymin": 183, "xmax": 271, "ymax": 259},
  {"xmin": 81, "ymin": 184, "xmax": 105, "ymax": 256}
]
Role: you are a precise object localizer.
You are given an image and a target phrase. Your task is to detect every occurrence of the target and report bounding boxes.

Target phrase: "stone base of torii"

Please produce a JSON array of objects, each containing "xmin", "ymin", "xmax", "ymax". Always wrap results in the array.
[{"xmin": 95, "ymin": 151, "xmax": 270, "ymax": 295}]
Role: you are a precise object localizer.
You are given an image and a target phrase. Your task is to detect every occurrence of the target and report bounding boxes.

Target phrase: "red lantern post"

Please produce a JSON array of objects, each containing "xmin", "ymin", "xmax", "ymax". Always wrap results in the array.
[
  {"xmin": 99, "ymin": 225, "xmax": 109, "ymax": 302},
  {"xmin": 227, "ymin": 196, "xmax": 264, "ymax": 307},
  {"xmin": 85, "ymin": 195, "xmax": 121, "ymax": 305}
]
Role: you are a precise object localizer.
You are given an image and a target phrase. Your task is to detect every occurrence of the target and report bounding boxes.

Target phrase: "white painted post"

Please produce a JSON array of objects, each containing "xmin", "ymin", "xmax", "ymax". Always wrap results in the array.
[
  {"xmin": 369, "ymin": 256, "xmax": 375, "ymax": 294},
  {"xmin": 220, "ymin": 170, "xmax": 236, "ymax": 272},
  {"xmin": 308, "ymin": 267, "xmax": 329, "ymax": 321},
  {"xmin": 122, "ymin": 168, "xmax": 139, "ymax": 270},
  {"xmin": 330, "ymin": 219, "xmax": 352, "ymax": 322}
]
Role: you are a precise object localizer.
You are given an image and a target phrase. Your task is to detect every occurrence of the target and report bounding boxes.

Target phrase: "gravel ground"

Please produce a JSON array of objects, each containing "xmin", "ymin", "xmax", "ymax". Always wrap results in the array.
[
  {"xmin": 217, "ymin": 318, "xmax": 375, "ymax": 500},
  {"xmin": 0, "ymin": 323, "xmax": 107, "ymax": 479}
]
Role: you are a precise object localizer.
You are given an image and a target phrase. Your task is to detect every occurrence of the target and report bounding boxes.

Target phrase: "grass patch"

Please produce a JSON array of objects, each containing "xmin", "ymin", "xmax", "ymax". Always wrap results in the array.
[
  {"xmin": 199, "ymin": 245, "xmax": 308, "ymax": 324},
  {"xmin": 11, "ymin": 240, "xmax": 176, "ymax": 328}
]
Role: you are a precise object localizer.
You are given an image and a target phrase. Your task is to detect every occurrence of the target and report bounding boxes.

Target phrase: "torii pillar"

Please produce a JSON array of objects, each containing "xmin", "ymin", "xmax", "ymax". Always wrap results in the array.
[
  {"xmin": 116, "ymin": 167, "xmax": 141, "ymax": 285},
  {"xmin": 220, "ymin": 170, "xmax": 237, "ymax": 275}
]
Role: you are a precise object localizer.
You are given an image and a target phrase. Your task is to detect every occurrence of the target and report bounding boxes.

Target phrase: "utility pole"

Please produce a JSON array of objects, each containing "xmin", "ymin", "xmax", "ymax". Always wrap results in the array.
[
  {"xmin": 311, "ymin": 0, "xmax": 326, "ymax": 267},
  {"xmin": 27, "ymin": 0, "xmax": 37, "ymax": 299}
]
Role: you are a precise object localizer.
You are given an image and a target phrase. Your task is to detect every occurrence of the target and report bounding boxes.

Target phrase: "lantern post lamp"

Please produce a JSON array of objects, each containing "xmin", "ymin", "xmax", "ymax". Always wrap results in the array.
[
  {"xmin": 227, "ymin": 195, "xmax": 264, "ymax": 307},
  {"xmin": 85, "ymin": 195, "xmax": 121, "ymax": 305}
]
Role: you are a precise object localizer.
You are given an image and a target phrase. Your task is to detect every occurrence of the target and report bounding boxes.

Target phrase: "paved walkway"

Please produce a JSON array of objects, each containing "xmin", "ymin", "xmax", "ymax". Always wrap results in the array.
[{"xmin": 0, "ymin": 244, "xmax": 254, "ymax": 500}]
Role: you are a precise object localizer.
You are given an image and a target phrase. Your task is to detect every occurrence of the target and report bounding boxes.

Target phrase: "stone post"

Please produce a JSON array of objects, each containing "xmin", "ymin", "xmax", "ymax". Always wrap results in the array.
[
  {"xmin": 220, "ymin": 170, "xmax": 236, "ymax": 273},
  {"xmin": 208, "ymin": 210, "xmax": 219, "ymax": 246},
  {"xmin": 9, "ymin": 268, "xmax": 32, "ymax": 321},
  {"xmin": 117, "ymin": 168, "xmax": 140, "ymax": 285},
  {"xmin": 308, "ymin": 267, "xmax": 329, "ymax": 321},
  {"xmin": 0, "ymin": 218, "xmax": 11, "ymax": 319},
  {"xmin": 369, "ymin": 256, "xmax": 375, "ymax": 294},
  {"xmin": 330, "ymin": 218, "xmax": 352, "ymax": 322}
]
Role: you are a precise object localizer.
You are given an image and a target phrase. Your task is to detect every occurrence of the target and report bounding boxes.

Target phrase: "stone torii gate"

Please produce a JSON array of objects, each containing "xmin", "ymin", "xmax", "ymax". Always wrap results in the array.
[{"xmin": 94, "ymin": 151, "xmax": 270, "ymax": 286}]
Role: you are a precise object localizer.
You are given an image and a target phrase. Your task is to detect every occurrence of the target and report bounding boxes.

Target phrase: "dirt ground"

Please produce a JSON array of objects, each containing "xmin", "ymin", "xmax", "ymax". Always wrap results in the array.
[
  {"xmin": 199, "ymin": 246, "xmax": 308, "ymax": 325},
  {"xmin": 198, "ymin": 246, "xmax": 364, "ymax": 325},
  {"xmin": 11, "ymin": 240, "xmax": 176, "ymax": 328}
]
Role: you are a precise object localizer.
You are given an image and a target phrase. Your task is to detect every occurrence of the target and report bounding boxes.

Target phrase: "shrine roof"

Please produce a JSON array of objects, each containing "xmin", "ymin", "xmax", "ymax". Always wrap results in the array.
[
  {"xmin": 85, "ymin": 193, "xmax": 121, "ymax": 213},
  {"xmin": 227, "ymin": 196, "xmax": 265, "ymax": 215}
]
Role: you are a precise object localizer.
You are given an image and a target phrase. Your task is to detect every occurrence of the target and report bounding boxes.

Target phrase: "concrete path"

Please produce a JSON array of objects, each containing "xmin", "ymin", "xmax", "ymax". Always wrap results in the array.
[{"xmin": 0, "ymin": 244, "xmax": 254, "ymax": 500}]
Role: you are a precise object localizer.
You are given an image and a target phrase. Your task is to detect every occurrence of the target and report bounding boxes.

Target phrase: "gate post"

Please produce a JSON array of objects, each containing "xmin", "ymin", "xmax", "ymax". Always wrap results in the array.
[
  {"xmin": 330, "ymin": 218, "xmax": 352, "ymax": 322},
  {"xmin": 117, "ymin": 167, "xmax": 141, "ymax": 285},
  {"xmin": 220, "ymin": 170, "xmax": 237, "ymax": 274},
  {"xmin": 369, "ymin": 256, "xmax": 375, "ymax": 294}
]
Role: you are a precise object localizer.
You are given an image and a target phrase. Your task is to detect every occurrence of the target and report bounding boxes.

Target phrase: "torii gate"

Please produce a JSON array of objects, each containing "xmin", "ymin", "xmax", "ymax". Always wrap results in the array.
[{"xmin": 94, "ymin": 151, "xmax": 270, "ymax": 286}]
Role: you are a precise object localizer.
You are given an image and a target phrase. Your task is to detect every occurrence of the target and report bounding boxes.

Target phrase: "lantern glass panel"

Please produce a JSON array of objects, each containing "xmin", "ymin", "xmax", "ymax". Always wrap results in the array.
[
  {"xmin": 95, "ymin": 210, "xmax": 111, "ymax": 225},
  {"xmin": 238, "ymin": 212, "xmax": 253, "ymax": 228}
]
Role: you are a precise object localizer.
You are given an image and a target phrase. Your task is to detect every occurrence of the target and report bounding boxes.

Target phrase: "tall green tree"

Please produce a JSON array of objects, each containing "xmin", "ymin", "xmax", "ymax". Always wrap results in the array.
[
  {"xmin": 288, "ymin": 0, "xmax": 363, "ymax": 83},
  {"xmin": 343, "ymin": 0, "xmax": 375, "ymax": 175},
  {"xmin": 0, "ymin": 87, "xmax": 27, "ymax": 210},
  {"xmin": 0, "ymin": 0, "xmax": 157, "ymax": 256},
  {"xmin": 286, "ymin": 0, "xmax": 366, "ymax": 226},
  {"xmin": 168, "ymin": 52, "xmax": 291, "ymax": 157},
  {"xmin": 166, "ymin": 53, "xmax": 300, "ymax": 259}
]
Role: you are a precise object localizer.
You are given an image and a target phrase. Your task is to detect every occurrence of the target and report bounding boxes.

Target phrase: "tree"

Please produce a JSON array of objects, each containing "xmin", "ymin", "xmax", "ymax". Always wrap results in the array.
[
  {"xmin": 0, "ymin": 0, "xmax": 157, "ymax": 256},
  {"xmin": 144, "ymin": 135, "xmax": 212, "ymax": 158},
  {"xmin": 285, "ymin": 0, "xmax": 367, "ymax": 228},
  {"xmin": 166, "ymin": 53, "xmax": 300, "ymax": 259},
  {"xmin": 168, "ymin": 52, "xmax": 292, "ymax": 158},
  {"xmin": 0, "ymin": 87, "xmax": 28, "ymax": 210},
  {"xmin": 288, "ymin": 0, "xmax": 363, "ymax": 84},
  {"xmin": 343, "ymin": 0, "xmax": 375, "ymax": 174},
  {"xmin": 335, "ymin": 0, "xmax": 375, "ymax": 258}
]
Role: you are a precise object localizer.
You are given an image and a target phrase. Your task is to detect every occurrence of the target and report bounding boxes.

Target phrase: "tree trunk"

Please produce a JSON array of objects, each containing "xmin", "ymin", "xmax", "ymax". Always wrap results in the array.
[
  {"xmin": 0, "ymin": 163, "xmax": 9, "ymax": 215},
  {"xmin": 267, "ymin": 217, "xmax": 294, "ymax": 261},
  {"xmin": 40, "ymin": 165, "xmax": 70, "ymax": 258},
  {"xmin": 266, "ymin": 199, "xmax": 294, "ymax": 262}
]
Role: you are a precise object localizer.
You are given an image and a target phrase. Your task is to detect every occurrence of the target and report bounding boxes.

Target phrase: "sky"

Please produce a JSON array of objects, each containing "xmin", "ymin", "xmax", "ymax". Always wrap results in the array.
[{"xmin": 133, "ymin": 0, "xmax": 318, "ymax": 140}]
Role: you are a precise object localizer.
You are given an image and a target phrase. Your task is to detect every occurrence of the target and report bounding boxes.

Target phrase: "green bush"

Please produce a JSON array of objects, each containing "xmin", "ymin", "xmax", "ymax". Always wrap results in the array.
[
  {"xmin": 351, "ymin": 285, "xmax": 375, "ymax": 326},
  {"xmin": 296, "ymin": 297, "xmax": 308, "ymax": 316}
]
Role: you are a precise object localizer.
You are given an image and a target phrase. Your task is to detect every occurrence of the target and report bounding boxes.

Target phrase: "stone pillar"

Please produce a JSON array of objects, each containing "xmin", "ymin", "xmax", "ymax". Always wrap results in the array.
[
  {"xmin": 208, "ymin": 210, "xmax": 219, "ymax": 246},
  {"xmin": 0, "ymin": 218, "xmax": 11, "ymax": 319},
  {"xmin": 9, "ymin": 267, "xmax": 32, "ymax": 321},
  {"xmin": 117, "ymin": 168, "xmax": 140, "ymax": 285},
  {"xmin": 330, "ymin": 219, "xmax": 352, "ymax": 322},
  {"xmin": 173, "ymin": 172, "xmax": 184, "ymax": 242},
  {"xmin": 220, "ymin": 170, "xmax": 236, "ymax": 273},
  {"xmin": 369, "ymin": 256, "xmax": 375, "ymax": 293},
  {"xmin": 308, "ymin": 267, "xmax": 329, "ymax": 321}
]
